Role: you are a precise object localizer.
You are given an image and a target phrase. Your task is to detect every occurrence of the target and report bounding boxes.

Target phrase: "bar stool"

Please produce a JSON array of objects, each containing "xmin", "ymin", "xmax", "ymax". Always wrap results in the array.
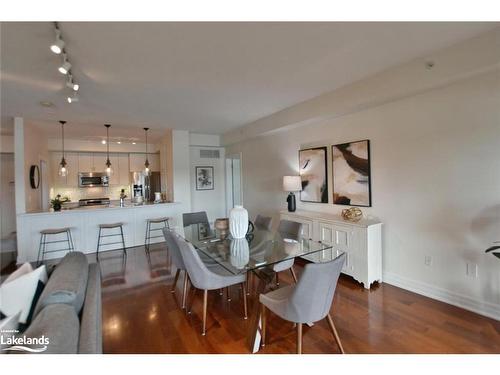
[
  {"xmin": 37, "ymin": 227, "xmax": 74, "ymax": 266},
  {"xmin": 96, "ymin": 223, "xmax": 126, "ymax": 259},
  {"xmin": 145, "ymin": 217, "xmax": 170, "ymax": 253}
]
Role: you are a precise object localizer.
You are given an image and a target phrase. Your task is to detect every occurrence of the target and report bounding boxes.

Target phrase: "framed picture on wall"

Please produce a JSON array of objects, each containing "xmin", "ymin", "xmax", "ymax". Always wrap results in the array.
[
  {"xmin": 332, "ymin": 139, "xmax": 371, "ymax": 207},
  {"xmin": 195, "ymin": 166, "xmax": 214, "ymax": 190},
  {"xmin": 298, "ymin": 146, "xmax": 329, "ymax": 203}
]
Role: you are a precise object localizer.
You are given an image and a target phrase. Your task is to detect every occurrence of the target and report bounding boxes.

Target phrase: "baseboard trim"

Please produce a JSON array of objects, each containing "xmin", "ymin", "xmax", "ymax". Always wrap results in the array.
[{"xmin": 383, "ymin": 271, "xmax": 500, "ymax": 321}]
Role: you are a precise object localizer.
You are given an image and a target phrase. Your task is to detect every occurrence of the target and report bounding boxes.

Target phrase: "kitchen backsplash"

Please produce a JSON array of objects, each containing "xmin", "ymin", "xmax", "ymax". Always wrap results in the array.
[{"xmin": 51, "ymin": 185, "xmax": 131, "ymax": 202}]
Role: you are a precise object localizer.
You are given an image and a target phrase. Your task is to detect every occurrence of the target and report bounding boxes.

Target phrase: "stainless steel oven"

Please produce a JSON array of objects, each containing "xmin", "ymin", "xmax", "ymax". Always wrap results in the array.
[{"xmin": 78, "ymin": 172, "xmax": 109, "ymax": 187}]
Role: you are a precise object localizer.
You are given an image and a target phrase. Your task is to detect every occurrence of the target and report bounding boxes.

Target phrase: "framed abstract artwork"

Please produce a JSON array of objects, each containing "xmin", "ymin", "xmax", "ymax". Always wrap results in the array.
[
  {"xmin": 298, "ymin": 146, "xmax": 328, "ymax": 203},
  {"xmin": 195, "ymin": 166, "xmax": 214, "ymax": 190},
  {"xmin": 332, "ymin": 139, "xmax": 371, "ymax": 207}
]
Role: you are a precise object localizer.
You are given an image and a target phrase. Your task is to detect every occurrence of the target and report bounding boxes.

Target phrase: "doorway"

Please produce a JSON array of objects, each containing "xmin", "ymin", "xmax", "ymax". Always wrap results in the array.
[{"xmin": 225, "ymin": 153, "xmax": 242, "ymax": 215}]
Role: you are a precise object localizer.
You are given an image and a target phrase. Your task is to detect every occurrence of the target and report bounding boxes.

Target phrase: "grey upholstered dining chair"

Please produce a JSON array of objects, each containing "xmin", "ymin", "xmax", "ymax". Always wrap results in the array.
[
  {"xmin": 163, "ymin": 228, "xmax": 190, "ymax": 309},
  {"xmin": 182, "ymin": 211, "xmax": 210, "ymax": 227},
  {"xmin": 172, "ymin": 232, "xmax": 248, "ymax": 336},
  {"xmin": 259, "ymin": 253, "xmax": 346, "ymax": 354},
  {"xmin": 272, "ymin": 219, "xmax": 303, "ymax": 285},
  {"xmin": 254, "ymin": 214, "xmax": 273, "ymax": 231}
]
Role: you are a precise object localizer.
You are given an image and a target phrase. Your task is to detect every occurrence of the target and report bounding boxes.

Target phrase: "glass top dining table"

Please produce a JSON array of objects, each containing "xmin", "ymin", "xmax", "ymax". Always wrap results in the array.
[{"xmin": 181, "ymin": 223, "xmax": 342, "ymax": 275}]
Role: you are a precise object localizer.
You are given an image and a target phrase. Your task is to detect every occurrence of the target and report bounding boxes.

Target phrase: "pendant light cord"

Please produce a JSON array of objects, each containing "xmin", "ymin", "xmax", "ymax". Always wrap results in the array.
[
  {"xmin": 62, "ymin": 122, "xmax": 65, "ymax": 159},
  {"xmin": 106, "ymin": 126, "xmax": 110, "ymax": 159}
]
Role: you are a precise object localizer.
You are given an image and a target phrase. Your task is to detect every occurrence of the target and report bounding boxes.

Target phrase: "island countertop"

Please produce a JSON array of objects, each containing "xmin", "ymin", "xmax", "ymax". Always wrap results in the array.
[
  {"xmin": 16, "ymin": 201, "xmax": 184, "ymax": 263},
  {"xmin": 19, "ymin": 201, "xmax": 181, "ymax": 216}
]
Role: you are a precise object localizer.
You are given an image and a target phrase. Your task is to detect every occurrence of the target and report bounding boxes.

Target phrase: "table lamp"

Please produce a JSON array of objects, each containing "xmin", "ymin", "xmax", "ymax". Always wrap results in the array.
[{"xmin": 283, "ymin": 176, "xmax": 302, "ymax": 212}]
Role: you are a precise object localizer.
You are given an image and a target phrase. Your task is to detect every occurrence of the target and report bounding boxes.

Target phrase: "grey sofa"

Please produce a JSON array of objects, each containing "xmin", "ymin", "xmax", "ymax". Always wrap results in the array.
[{"xmin": 22, "ymin": 251, "xmax": 102, "ymax": 354}]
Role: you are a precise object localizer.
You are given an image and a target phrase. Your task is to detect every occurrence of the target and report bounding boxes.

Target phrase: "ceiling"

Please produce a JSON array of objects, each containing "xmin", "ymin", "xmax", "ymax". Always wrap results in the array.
[{"xmin": 1, "ymin": 22, "xmax": 496, "ymax": 137}]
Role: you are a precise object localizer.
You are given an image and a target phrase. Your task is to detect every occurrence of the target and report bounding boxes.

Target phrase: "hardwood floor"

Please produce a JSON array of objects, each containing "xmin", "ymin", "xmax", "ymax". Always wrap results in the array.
[{"xmin": 96, "ymin": 244, "xmax": 500, "ymax": 354}]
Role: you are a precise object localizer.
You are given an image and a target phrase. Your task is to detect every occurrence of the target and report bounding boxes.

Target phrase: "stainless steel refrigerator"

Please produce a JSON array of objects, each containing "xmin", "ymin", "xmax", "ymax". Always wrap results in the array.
[{"xmin": 130, "ymin": 171, "xmax": 161, "ymax": 203}]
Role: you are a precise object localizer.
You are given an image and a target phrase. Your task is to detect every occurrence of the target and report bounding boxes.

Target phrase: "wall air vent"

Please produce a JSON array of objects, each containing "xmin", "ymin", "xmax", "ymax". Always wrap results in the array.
[{"xmin": 200, "ymin": 149, "xmax": 220, "ymax": 159}]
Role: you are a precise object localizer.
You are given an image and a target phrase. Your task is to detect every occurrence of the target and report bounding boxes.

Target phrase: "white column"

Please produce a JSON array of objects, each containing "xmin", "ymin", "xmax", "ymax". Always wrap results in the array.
[
  {"xmin": 172, "ymin": 130, "xmax": 191, "ymax": 213},
  {"xmin": 14, "ymin": 117, "xmax": 25, "ymax": 215}
]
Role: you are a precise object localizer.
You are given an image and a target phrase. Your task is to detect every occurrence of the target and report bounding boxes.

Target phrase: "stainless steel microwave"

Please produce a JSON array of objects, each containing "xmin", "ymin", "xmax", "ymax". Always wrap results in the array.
[{"xmin": 78, "ymin": 172, "xmax": 109, "ymax": 187}]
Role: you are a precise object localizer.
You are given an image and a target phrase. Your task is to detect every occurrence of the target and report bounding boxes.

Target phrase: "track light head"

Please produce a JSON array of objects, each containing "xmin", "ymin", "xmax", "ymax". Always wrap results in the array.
[
  {"xmin": 50, "ymin": 28, "xmax": 65, "ymax": 54},
  {"xmin": 59, "ymin": 54, "xmax": 71, "ymax": 75},
  {"xmin": 66, "ymin": 76, "xmax": 79, "ymax": 91},
  {"xmin": 50, "ymin": 38, "xmax": 65, "ymax": 54},
  {"xmin": 59, "ymin": 61, "xmax": 71, "ymax": 75},
  {"xmin": 67, "ymin": 93, "xmax": 79, "ymax": 103}
]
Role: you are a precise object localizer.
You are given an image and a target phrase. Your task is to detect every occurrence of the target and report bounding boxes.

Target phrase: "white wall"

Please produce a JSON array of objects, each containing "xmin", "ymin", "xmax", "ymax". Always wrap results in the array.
[
  {"xmin": 227, "ymin": 70, "xmax": 500, "ymax": 319},
  {"xmin": 1, "ymin": 135, "xmax": 14, "ymax": 153},
  {"xmin": 189, "ymin": 142, "xmax": 226, "ymax": 223}
]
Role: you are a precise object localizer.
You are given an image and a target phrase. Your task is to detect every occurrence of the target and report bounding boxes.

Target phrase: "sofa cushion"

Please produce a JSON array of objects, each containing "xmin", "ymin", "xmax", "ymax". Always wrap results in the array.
[
  {"xmin": 34, "ymin": 252, "xmax": 89, "ymax": 318},
  {"xmin": 22, "ymin": 304, "xmax": 79, "ymax": 354},
  {"xmin": 78, "ymin": 263, "xmax": 102, "ymax": 354},
  {"xmin": 0, "ymin": 264, "xmax": 47, "ymax": 324}
]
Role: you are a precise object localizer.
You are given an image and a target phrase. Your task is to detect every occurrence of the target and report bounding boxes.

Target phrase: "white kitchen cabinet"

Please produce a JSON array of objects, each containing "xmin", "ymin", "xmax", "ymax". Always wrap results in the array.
[
  {"xmin": 280, "ymin": 210, "xmax": 382, "ymax": 289},
  {"xmin": 50, "ymin": 152, "xmax": 78, "ymax": 188},
  {"xmin": 92, "ymin": 153, "xmax": 108, "ymax": 173},
  {"xmin": 118, "ymin": 154, "xmax": 130, "ymax": 186},
  {"xmin": 78, "ymin": 152, "xmax": 93, "ymax": 172},
  {"xmin": 129, "ymin": 153, "xmax": 160, "ymax": 172}
]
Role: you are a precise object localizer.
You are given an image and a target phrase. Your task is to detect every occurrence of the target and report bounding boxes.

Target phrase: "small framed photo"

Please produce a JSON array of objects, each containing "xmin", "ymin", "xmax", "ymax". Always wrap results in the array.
[{"xmin": 195, "ymin": 166, "xmax": 214, "ymax": 190}]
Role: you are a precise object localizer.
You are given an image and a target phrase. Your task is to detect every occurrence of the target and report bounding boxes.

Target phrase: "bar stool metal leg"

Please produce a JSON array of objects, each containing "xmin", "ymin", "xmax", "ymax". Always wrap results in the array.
[
  {"xmin": 145, "ymin": 221, "xmax": 150, "ymax": 253},
  {"xmin": 120, "ymin": 225, "xmax": 126, "ymax": 255},
  {"xmin": 96, "ymin": 227, "xmax": 102, "ymax": 260},
  {"xmin": 37, "ymin": 233, "xmax": 45, "ymax": 266},
  {"xmin": 67, "ymin": 229, "xmax": 75, "ymax": 251}
]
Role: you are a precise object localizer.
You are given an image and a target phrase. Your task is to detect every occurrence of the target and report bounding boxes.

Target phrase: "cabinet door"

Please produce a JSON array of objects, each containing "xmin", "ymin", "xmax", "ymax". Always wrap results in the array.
[
  {"xmin": 107, "ymin": 153, "xmax": 119, "ymax": 185},
  {"xmin": 118, "ymin": 154, "xmax": 130, "ymax": 186},
  {"xmin": 92, "ymin": 153, "xmax": 107, "ymax": 173},
  {"xmin": 50, "ymin": 152, "xmax": 66, "ymax": 187},
  {"xmin": 281, "ymin": 215, "xmax": 313, "ymax": 240},
  {"xmin": 149, "ymin": 153, "xmax": 160, "ymax": 172},
  {"xmin": 78, "ymin": 153, "xmax": 93, "ymax": 173},
  {"xmin": 65, "ymin": 153, "xmax": 79, "ymax": 187},
  {"xmin": 129, "ymin": 153, "xmax": 146, "ymax": 172},
  {"xmin": 330, "ymin": 223, "xmax": 357, "ymax": 275}
]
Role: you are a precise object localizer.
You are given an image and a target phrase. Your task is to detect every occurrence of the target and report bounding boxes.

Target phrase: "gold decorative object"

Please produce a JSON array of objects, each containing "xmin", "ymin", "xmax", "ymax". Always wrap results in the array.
[
  {"xmin": 341, "ymin": 207, "xmax": 363, "ymax": 222},
  {"xmin": 214, "ymin": 218, "xmax": 229, "ymax": 239}
]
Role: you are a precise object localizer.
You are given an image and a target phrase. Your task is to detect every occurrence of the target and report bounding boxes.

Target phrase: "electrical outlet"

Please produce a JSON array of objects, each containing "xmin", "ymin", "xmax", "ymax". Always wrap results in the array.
[
  {"xmin": 466, "ymin": 262, "xmax": 478, "ymax": 278},
  {"xmin": 424, "ymin": 255, "xmax": 433, "ymax": 267}
]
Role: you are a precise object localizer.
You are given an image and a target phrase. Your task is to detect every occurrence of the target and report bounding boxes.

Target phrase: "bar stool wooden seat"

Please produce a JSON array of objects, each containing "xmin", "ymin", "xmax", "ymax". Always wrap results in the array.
[
  {"xmin": 145, "ymin": 217, "xmax": 170, "ymax": 253},
  {"xmin": 37, "ymin": 227, "xmax": 74, "ymax": 265},
  {"xmin": 96, "ymin": 222, "xmax": 126, "ymax": 259}
]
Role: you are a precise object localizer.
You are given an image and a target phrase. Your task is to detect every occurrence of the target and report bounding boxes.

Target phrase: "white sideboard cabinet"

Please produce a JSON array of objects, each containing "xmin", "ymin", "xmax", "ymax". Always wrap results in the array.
[{"xmin": 280, "ymin": 210, "xmax": 382, "ymax": 289}]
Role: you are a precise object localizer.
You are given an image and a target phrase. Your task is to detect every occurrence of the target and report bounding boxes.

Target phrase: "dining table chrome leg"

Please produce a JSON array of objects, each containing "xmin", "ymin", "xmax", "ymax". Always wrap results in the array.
[{"xmin": 247, "ymin": 268, "xmax": 275, "ymax": 353}]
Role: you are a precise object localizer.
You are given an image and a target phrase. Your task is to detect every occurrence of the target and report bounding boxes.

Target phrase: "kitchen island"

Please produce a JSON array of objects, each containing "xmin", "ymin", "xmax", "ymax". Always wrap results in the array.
[{"xmin": 16, "ymin": 201, "xmax": 182, "ymax": 263}]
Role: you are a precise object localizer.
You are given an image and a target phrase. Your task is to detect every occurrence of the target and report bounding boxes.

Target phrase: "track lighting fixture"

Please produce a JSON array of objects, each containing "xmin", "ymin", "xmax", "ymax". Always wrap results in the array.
[
  {"xmin": 67, "ymin": 92, "xmax": 79, "ymax": 103},
  {"xmin": 50, "ymin": 26, "xmax": 65, "ymax": 54},
  {"xmin": 50, "ymin": 22, "xmax": 82, "ymax": 104}
]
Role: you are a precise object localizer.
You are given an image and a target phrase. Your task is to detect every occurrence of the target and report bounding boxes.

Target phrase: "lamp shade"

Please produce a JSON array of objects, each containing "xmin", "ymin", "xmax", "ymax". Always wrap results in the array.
[{"xmin": 283, "ymin": 176, "xmax": 302, "ymax": 192}]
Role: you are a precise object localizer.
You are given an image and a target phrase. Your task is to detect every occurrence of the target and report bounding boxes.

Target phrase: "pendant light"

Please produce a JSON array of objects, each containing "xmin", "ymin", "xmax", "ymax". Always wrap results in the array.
[
  {"xmin": 58, "ymin": 120, "xmax": 68, "ymax": 177},
  {"xmin": 143, "ymin": 127, "xmax": 150, "ymax": 176},
  {"xmin": 104, "ymin": 124, "xmax": 113, "ymax": 176}
]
